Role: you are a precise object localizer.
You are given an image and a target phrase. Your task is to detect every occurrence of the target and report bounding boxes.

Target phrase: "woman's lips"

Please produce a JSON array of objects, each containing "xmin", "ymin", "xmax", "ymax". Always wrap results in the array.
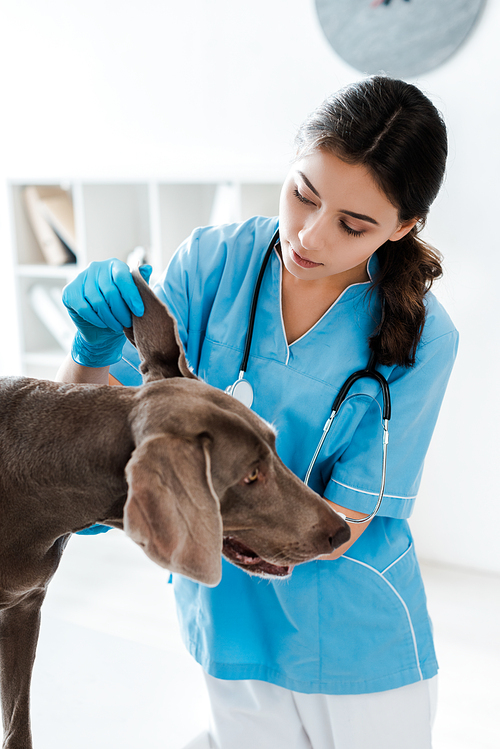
[{"xmin": 291, "ymin": 248, "xmax": 322, "ymax": 269}]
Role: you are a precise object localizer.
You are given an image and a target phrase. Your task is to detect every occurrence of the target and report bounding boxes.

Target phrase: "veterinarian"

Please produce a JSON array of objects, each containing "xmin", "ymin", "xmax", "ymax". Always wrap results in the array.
[{"xmin": 58, "ymin": 76, "xmax": 458, "ymax": 749}]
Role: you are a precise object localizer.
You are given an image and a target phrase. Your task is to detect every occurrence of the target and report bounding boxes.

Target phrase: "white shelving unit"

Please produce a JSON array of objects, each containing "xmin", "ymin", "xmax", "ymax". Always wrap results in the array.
[{"xmin": 7, "ymin": 179, "xmax": 282, "ymax": 380}]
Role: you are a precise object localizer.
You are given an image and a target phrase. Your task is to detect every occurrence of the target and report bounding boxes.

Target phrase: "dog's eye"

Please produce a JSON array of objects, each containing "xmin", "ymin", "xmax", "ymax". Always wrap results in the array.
[{"xmin": 243, "ymin": 467, "xmax": 260, "ymax": 484}]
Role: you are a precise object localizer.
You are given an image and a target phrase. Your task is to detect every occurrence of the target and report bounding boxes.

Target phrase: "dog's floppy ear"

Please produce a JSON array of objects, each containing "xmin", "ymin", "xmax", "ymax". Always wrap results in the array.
[
  {"xmin": 124, "ymin": 269, "xmax": 196, "ymax": 383},
  {"xmin": 123, "ymin": 434, "xmax": 222, "ymax": 586}
]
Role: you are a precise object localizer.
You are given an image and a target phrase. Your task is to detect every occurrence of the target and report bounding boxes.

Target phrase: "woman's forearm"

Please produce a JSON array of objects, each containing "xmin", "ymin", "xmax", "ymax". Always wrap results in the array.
[{"xmin": 55, "ymin": 353, "xmax": 110, "ymax": 385}]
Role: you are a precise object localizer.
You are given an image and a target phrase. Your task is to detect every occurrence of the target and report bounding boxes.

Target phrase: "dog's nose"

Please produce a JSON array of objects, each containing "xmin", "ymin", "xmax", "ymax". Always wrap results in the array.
[
  {"xmin": 321, "ymin": 510, "xmax": 351, "ymax": 552},
  {"xmin": 328, "ymin": 523, "xmax": 351, "ymax": 551}
]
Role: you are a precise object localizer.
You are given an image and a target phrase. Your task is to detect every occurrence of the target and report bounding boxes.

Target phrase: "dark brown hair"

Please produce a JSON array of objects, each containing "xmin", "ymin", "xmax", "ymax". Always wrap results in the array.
[{"xmin": 294, "ymin": 76, "xmax": 447, "ymax": 367}]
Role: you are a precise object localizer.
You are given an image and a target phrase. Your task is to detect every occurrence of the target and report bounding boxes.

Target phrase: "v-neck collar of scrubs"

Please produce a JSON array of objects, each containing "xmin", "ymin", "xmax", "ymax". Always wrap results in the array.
[{"xmin": 272, "ymin": 245, "xmax": 380, "ymax": 353}]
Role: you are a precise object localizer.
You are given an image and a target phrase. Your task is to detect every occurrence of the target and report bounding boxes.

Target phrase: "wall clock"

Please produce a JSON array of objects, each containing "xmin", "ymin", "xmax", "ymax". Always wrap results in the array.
[{"xmin": 315, "ymin": 0, "xmax": 487, "ymax": 78}]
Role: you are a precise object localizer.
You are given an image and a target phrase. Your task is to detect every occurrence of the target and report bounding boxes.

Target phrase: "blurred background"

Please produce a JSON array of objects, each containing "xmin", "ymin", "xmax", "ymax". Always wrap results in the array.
[{"xmin": 0, "ymin": 1, "xmax": 498, "ymax": 747}]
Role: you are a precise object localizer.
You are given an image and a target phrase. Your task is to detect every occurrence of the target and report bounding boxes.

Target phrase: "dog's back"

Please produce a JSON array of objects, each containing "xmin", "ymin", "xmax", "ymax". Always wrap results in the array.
[{"xmin": 0, "ymin": 377, "xmax": 135, "ymax": 539}]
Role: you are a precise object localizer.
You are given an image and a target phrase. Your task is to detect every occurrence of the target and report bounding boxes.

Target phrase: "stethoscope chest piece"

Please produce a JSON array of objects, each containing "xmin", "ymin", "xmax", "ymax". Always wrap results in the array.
[{"xmin": 225, "ymin": 375, "xmax": 254, "ymax": 409}]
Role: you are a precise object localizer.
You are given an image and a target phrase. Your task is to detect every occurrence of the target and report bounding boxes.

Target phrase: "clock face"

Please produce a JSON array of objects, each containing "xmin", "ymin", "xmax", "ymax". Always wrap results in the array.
[{"xmin": 315, "ymin": 0, "xmax": 486, "ymax": 78}]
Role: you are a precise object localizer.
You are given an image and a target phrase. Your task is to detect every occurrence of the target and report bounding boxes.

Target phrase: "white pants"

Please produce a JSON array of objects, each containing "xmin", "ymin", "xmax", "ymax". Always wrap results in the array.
[{"xmin": 184, "ymin": 673, "xmax": 438, "ymax": 749}]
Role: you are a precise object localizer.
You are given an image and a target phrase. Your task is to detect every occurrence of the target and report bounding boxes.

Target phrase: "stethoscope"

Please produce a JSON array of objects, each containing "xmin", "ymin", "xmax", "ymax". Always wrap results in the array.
[{"xmin": 225, "ymin": 230, "xmax": 391, "ymax": 524}]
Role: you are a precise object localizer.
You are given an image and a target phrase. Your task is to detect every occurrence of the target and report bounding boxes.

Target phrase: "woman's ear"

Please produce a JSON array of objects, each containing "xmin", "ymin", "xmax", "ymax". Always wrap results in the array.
[{"xmin": 388, "ymin": 218, "xmax": 419, "ymax": 242}]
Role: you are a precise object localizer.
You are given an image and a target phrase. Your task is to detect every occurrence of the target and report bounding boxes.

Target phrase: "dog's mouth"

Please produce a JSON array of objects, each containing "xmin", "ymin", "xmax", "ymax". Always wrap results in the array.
[{"xmin": 222, "ymin": 536, "xmax": 293, "ymax": 578}]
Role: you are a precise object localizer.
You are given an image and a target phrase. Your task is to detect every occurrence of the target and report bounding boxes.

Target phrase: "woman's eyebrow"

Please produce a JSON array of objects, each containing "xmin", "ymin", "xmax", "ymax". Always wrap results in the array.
[
  {"xmin": 296, "ymin": 171, "xmax": 379, "ymax": 226},
  {"xmin": 297, "ymin": 171, "xmax": 321, "ymax": 198},
  {"xmin": 341, "ymin": 210, "xmax": 379, "ymax": 226}
]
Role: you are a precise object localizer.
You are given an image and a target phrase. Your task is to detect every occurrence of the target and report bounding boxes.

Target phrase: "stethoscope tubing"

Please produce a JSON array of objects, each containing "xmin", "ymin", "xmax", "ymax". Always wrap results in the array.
[
  {"xmin": 303, "ymin": 361, "xmax": 390, "ymax": 524},
  {"xmin": 239, "ymin": 229, "xmax": 279, "ymax": 375},
  {"xmin": 226, "ymin": 228, "xmax": 391, "ymax": 525}
]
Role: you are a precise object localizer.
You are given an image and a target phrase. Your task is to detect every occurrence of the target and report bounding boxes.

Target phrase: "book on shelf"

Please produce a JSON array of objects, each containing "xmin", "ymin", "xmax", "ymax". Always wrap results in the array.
[
  {"xmin": 23, "ymin": 186, "xmax": 78, "ymax": 266},
  {"xmin": 29, "ymin": 284, "xmax": 75, "ymax": 351}
]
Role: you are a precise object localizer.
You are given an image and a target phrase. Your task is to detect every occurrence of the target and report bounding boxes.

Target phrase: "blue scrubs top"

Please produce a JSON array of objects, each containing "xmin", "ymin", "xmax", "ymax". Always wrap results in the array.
[{"xmin": 112, "ymin": 216, "xmax": 458, "ymax": 695}]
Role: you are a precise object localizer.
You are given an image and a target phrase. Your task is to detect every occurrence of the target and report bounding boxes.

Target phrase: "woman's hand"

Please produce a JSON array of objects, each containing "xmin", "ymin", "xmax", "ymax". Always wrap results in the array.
[{"xmin": 62, "ymin": 259, "xmax": 152, "ymax": 368}]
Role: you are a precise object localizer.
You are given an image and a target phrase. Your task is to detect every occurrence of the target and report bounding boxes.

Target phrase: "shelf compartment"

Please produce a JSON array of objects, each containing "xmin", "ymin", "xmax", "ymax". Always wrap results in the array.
[{"xmin": 80, "ymin": 183, "xmax": 151, "ymax": 265}]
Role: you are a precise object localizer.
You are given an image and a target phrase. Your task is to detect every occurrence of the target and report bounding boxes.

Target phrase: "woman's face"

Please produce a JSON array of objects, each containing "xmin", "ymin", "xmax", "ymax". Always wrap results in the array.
[{"xmin": 279, "ymin": 149, "xmax": 416, "ymax": 286}]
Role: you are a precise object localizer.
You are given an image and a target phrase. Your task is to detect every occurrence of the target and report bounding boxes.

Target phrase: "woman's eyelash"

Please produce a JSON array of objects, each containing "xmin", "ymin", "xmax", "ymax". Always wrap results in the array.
[
  {"xmin": 293, "ymin": 187, "xmax": 314, "ymax": 205},
  {"xmin": 340, "ymin": 221, "xmax": 364, "ymax": 238},
  {"xmin": 293, "ymin": 187, "xmax": 365, "ymax": 237}
]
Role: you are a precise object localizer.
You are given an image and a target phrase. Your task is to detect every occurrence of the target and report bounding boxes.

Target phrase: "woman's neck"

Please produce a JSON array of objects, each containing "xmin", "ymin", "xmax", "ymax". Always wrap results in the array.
[{"xmin": 280, "ymin": 262, "xmax": 370, "ymax": 345}]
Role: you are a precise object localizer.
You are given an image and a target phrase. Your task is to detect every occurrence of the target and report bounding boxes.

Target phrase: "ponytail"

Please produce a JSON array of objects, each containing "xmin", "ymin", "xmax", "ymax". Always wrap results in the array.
[{"xmin": 369, "ymin": 228, "xmax": 443, "ymax": 367}]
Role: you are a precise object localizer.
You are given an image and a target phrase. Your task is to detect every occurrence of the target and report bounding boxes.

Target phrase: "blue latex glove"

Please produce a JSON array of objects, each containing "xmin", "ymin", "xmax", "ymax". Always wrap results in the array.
[
  {"xmin": 76, "ymin": 525, "xmax": 112, "ymax": 535},
  {"xmin": 62, "ymin": 259, "xmax": 153, "ymax": 367}
]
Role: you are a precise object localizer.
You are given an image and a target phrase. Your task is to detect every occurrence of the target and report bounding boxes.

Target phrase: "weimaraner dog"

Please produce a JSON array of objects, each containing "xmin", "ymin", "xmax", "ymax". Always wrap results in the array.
[{"xmin": 0, "ymin": 270, "xmax": 349, "ymax": 749}]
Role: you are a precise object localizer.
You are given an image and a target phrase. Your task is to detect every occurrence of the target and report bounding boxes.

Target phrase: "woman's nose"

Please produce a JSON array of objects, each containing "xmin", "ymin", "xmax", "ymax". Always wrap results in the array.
[{"xmin": 298, "ymin": 217, "xmax": 328, "ymax": 253}]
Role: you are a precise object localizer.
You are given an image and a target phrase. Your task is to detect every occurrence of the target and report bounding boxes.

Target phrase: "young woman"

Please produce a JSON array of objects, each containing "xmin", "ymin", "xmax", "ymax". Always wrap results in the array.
[{"xmin": 58, "ymin": 76, "xmax": 458, "ymax": 749}]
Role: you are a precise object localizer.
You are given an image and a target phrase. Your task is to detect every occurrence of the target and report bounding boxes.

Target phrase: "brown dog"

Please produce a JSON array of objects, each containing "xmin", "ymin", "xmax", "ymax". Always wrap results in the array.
[{"xmin": 0, "ymin": 271, "xmax": 349, "ymax": 749}]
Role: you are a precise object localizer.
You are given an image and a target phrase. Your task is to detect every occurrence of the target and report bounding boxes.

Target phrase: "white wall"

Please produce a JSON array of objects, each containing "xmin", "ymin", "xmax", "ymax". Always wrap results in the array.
[{"xmin": 0, "ymin": 0, "xmax": 498, "ymax": 573}]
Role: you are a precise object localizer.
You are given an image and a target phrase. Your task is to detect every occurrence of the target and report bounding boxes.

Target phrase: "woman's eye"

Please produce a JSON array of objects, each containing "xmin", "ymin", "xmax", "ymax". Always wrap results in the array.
[
  {"xmin": 340, "ymin": 221, "xmax": 365, "ymax": 238},
  {"xmin": 244, "ymin": 468, "xmax": 260, "ymax": 484},
  {"xmin": 293, "ymin": 187, "xmax": 314, "ymax": 205}
]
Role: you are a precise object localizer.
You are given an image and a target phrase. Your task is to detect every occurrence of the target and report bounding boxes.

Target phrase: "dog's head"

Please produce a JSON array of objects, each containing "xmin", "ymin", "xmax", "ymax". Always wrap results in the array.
[{"xmin": 122, "ymin": 270, "xmax": 349, "ymax": 587}]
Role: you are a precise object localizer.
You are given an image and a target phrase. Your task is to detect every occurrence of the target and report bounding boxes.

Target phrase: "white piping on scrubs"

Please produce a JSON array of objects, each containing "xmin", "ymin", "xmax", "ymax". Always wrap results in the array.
[
  {"xmin": 381, "ymin": 544, "xmax": 414, "ymax": 575},
  {"xmin": 330, "ymin": 478, "xmax": 418, "ymax": 501},
  {"xmin": 342, "ymin": 552, "xmax": 424, "ymax": 681}
]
